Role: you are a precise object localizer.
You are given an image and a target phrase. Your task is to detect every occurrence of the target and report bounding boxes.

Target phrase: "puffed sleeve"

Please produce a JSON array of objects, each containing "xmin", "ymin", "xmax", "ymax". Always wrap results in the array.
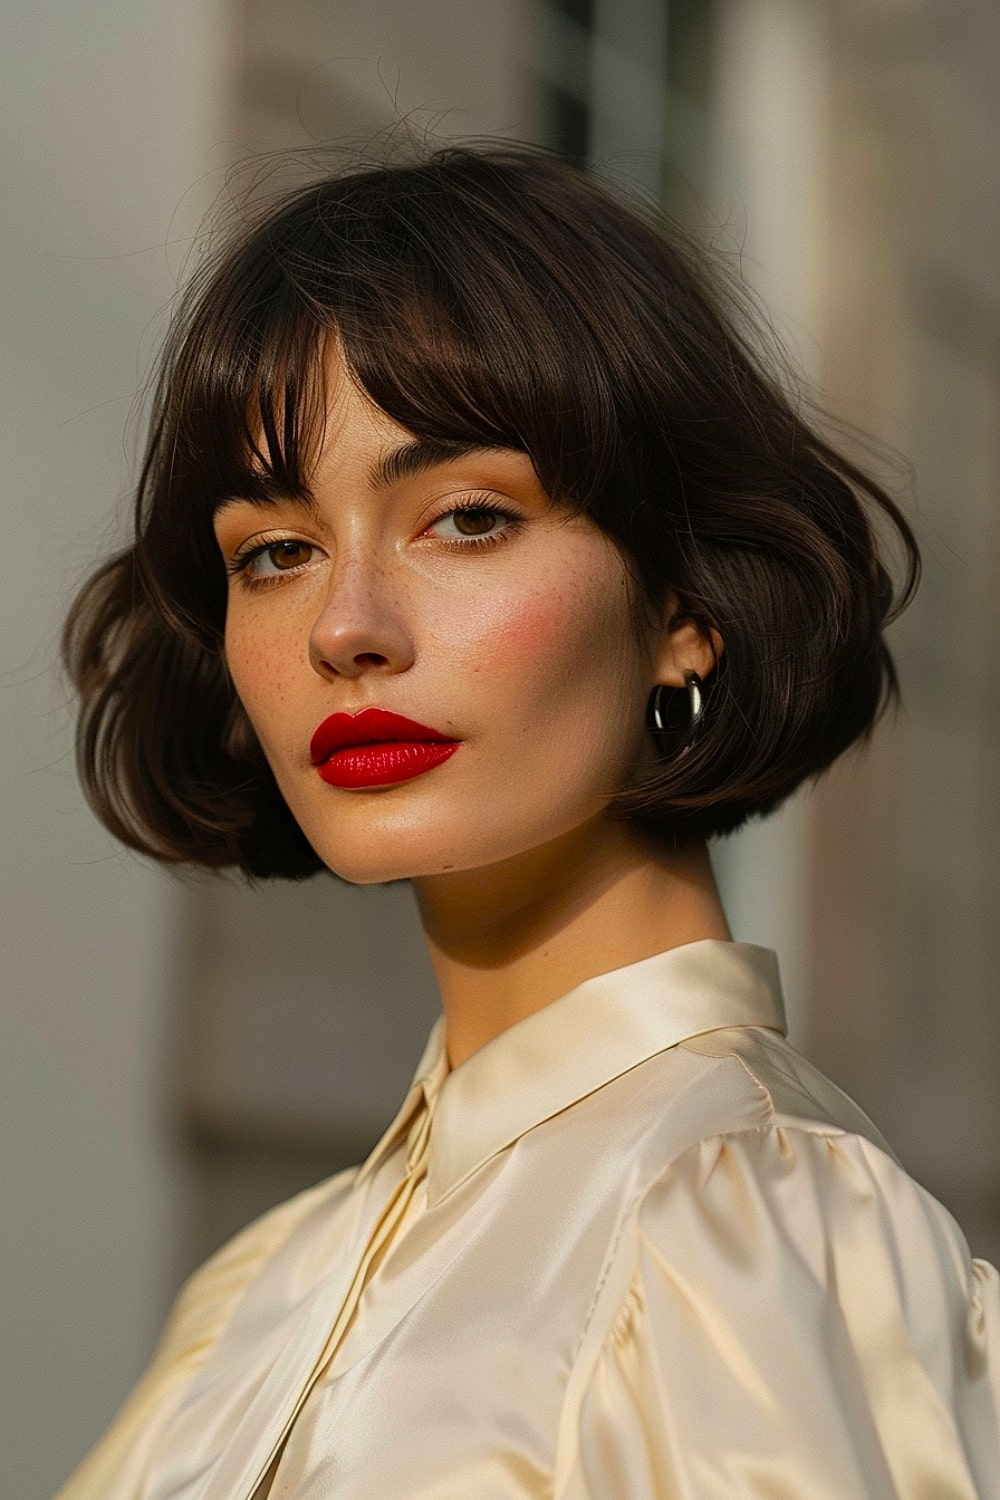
[
  {"xmin": 556, "ymin": 1125, "xmax": 1000, "ymax": 1499},
  {"xmin": 55, "ymin": 1170, "xmax": 354, "ymax": 1500}
]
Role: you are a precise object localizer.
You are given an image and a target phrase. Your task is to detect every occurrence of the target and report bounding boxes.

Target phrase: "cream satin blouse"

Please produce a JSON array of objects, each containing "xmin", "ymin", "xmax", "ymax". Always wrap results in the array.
[{"xmin": 56, "ymin": 941, "xmax": 1000, "ymax": 1498}]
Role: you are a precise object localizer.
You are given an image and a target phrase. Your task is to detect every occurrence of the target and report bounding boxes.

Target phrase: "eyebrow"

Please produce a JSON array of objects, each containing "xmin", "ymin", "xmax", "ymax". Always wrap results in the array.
[
  {"xmin": 213, "ymin": 439, "xmax": 515, "ymax": 520},
  {"xmin": 366, "ymin": 437, "xmax": 513, "ymax": 489}
]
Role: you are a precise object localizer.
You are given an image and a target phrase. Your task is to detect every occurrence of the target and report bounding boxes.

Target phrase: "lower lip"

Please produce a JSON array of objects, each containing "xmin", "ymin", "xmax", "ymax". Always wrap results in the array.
[{"xmin": 315, "ymin": 740, "xmax": 460, "ymax": 788}]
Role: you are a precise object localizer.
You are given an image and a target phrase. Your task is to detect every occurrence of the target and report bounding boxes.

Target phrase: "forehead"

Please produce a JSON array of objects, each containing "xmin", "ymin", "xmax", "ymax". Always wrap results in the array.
[
  {"xmin": 310, "ymin": 349, "xmax": 421, "ymax": 479},
  {"xmin": 310, "ymin": 356, "xmax": 533, "ymax": 489}
]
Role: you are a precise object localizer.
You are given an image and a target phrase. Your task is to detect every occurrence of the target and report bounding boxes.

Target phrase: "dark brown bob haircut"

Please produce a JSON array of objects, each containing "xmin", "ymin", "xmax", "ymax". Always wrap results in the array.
[{"xmin": 62, "ymin": 141, "xmax": 920, "ymax": 881}]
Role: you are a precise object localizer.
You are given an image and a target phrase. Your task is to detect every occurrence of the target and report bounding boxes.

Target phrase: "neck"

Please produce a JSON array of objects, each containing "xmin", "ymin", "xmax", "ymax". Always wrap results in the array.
[{"xmin": 411, "ymin": 817, "xmax": 732, "ymax": 1069}]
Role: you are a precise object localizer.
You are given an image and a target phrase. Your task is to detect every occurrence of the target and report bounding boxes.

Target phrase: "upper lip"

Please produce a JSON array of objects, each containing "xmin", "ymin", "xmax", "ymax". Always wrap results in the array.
[{"xmin": 310, "ymin": 708, "xmax": 457, "ymax": 764}]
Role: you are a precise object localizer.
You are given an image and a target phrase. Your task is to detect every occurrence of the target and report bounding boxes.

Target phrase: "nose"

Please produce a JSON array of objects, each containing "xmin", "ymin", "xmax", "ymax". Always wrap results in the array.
[{"xmin": 308, "ymin": 555, "xmax": 415, "ymax": 682}]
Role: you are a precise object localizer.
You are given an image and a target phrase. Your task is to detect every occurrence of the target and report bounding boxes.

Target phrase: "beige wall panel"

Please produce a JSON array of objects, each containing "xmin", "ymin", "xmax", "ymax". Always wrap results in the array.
[
  {"xmin": 809, "ymin": 0, "xmax": 1000, "ymax": 1262},
  {"xmin": 236, "ymin": 0, "xmax": 537, "ymax": 147}
]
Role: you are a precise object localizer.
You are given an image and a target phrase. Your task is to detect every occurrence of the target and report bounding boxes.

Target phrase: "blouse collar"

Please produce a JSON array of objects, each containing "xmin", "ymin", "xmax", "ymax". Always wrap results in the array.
[{"xmin": 356, "ymin": 938, "xmax": 786, "ymax": 1209}]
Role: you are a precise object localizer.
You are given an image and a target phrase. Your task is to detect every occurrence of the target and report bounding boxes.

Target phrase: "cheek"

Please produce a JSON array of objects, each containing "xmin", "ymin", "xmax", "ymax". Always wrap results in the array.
[
  {"xmin": 444, "ymin": 562, "xmax": 640, "ymax": 731},
  {"xmin": 465, "ymin": 589, "xmax": 565, "ymax": 666},
  {"xmin": 432, "ymin": 584, "xmax": 577, "ymax": 691},
  {"xmin": 224, "ymin": 613, "xmax": 299, "ymax": 744}
]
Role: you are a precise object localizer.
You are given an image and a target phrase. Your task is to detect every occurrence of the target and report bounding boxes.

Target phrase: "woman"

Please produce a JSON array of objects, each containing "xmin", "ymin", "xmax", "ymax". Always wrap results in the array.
[{"xmin": 56, "ymin": 143, "xmax": 999, "ymax": 1498}]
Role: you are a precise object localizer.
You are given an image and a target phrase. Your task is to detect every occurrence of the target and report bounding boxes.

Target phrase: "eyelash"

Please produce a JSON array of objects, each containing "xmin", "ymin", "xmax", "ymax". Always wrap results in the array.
[{"xmin": 225, "ymin": 500, "xmax": 524, "ymax": 590}]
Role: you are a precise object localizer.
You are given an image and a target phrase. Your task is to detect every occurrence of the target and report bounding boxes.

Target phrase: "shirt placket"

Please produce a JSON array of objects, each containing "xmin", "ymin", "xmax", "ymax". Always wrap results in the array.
[{"xmin": 247, "ymin": 1087, "xmax": 435, "ymax": 1500}]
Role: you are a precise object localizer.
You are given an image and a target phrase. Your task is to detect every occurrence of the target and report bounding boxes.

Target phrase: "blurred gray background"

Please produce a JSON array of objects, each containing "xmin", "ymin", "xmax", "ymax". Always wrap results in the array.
[{"xmin": 3, "ymin": 1, "xmax": 998, "ymax": 1494}]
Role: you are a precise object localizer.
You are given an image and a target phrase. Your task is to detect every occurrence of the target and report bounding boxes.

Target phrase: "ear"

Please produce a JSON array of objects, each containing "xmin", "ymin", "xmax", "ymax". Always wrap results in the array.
[{"xmin": 652, "ymin": 600, "xmax": 724, "ymax": 688}]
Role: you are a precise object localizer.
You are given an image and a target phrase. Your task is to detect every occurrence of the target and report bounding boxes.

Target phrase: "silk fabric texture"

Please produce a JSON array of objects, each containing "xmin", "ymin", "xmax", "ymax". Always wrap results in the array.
[{"xmin": 56, "ymin": 940, "xmax": 1000, "ymax": 1498}]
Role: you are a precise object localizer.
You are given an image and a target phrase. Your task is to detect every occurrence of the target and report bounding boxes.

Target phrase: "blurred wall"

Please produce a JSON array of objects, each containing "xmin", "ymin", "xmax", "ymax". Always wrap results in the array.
[
  {"xmin": 710, "ymin": 0, "xmax": 1000, "ymax": 1262},
  {"xmin": 232, "ymin": 0, "xmax": 535, "ymax": 150},
  {"xmin": 706, "ymin": 0, "xmax": 832, "ymax": 1038},
  {"xmin": 0, "ymin": 4, "xmax": 229, "ymax": 1495},
  {"xmin": 804, "ymin": 0, "xmax": 1000, "ymax": 1263}
]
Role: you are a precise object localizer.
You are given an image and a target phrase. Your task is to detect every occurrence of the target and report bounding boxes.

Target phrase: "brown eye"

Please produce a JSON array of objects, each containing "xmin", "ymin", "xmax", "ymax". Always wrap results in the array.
[
  {"xmin": 452, "ymin": 508, "xmax": 497, "ymax": 535},
  {"xmin": 429, "ymin": 505, "xmax": 516, "ymax": 541},
  {"xmin": 268, "ymin": 541, "xmax": 312, "ymax": 569},
  {"xmin": 227, "ymin": 538, "xmax": 320, "ymax": 586},
  {"xmin": 422, "ymin": 501, "xmax": 522, "ymax": 550}
]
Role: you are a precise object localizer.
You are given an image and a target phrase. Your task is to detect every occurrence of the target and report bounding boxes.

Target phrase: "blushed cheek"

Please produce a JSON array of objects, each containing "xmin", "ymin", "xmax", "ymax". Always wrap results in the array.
[
  {"xmin": 500, "ymin": 562, "xmax": 626, "ymax": 656},
  {"xmin": 434, "ymin": 587, "xmax": 590, "ymax": 725},
  {"xmin": 468, "ymin": 588, "xmax": 567, "ymax": 659},
  {"xmin": 446, "ymin": 568, "xmax": 636, "ymax": 724}
]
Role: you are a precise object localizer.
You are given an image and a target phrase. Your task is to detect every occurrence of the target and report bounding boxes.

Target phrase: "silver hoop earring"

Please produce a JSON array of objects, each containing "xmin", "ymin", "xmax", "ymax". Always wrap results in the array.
[
  {"xmin": 650, "ymin": 672, "xmax": 704, "ymax": 733},
  {"xmin": 684, "ymin": 670, "xmax": 704, "ymax": 727},
  {"xmin": 650, "ymin": 684, "xmax": 668, "ymax": 732}
]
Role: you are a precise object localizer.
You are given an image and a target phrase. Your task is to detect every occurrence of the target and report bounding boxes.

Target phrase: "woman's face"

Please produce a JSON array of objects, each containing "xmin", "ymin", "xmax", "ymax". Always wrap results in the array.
[{"xmin": 213, "ymin": 348, "xmax": 675, "ymax": 885}]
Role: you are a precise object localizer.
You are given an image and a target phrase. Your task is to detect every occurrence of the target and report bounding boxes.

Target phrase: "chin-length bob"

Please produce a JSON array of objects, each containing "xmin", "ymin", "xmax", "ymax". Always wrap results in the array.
[{"xmin": 62, "ymin": 142, "xmax": 919, "ymax": 880}]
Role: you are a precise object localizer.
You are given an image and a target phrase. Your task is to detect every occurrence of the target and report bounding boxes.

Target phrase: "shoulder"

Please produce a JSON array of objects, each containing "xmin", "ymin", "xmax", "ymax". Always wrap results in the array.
[
  {"xmin": 152, "ymin": 1166, "xmax": 358, "ymax": 1365},
  {"xmin": 623, "ymin": 1026, "xmax": 989, "ymax": 1351},
  {"xmin": 679, "ymin": 1022, "xmax": 902, "ymax": 1156},
  {"xmin": 55, "ymin": 1166, "xmax": 358, "ymax": 1500},
  {"xmin": 606, "ymin": 1022, "xmax": 902, "ymax": 1210},
  {"xmin": 554, "ymin": 1054, "xmax": 1000, "ymax": 1498}
]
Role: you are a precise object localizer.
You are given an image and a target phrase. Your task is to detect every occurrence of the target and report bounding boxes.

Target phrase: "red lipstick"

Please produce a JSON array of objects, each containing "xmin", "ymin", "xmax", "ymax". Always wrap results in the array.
[{"xmin": 309, "ymin": 708, "xmax": 460, "ymax": 789}]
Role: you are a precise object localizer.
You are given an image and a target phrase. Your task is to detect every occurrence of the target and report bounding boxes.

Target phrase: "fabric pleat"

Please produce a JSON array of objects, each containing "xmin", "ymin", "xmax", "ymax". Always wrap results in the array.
[
  {"xmin": 249, "ymin": 1088, "xmax": 435, "ymax": 1498},
  {"xmin": 562, "ymin": 1126, "xmax": 1000, "ymax": 1498}
]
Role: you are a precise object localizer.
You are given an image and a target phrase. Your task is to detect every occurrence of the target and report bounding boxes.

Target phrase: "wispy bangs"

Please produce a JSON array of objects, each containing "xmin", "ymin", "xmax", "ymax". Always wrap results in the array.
[{"xmin": 165, "ymin": 150, "xmax": 642, "ymax": 529}]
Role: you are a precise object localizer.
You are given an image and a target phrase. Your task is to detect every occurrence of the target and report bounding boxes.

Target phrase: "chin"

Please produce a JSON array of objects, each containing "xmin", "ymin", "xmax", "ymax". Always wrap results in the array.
[
  {"xmin": 302, "ymin": 820, "xmax": 472, "ymax": 886},
  {"xmin": 320, "ymin": 854, "xmax": 422, "ymax": 886},
  {"xmin": 307, "ymin": 807, "xmax": 605, "ymax": 888},
  {"xmin": 315, "ymin": 840, "xmax": 497, "ymax": 886}
]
